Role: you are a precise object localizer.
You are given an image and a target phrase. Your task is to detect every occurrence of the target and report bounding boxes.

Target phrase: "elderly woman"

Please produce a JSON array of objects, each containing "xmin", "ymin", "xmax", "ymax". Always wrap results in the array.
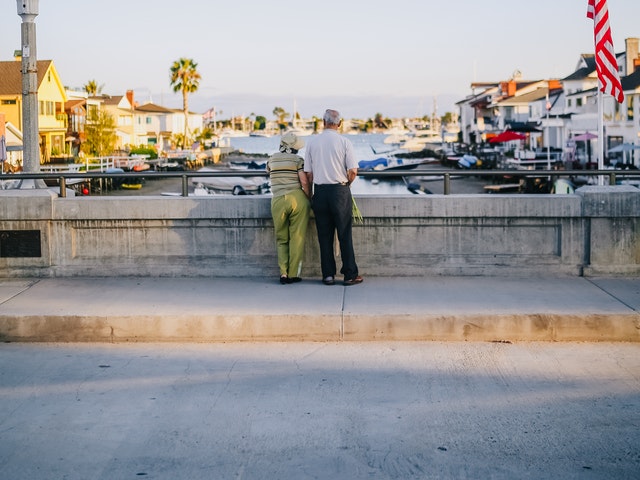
[{"xmin": 267, "ymin": 132, "xmax": 311, "ymax": 284}]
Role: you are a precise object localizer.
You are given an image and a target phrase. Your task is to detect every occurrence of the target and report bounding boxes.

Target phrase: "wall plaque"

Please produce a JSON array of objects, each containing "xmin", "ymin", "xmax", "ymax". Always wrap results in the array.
[{"xmin": 0, "ymin": 230, "xmax": 41, "ymax": 257}]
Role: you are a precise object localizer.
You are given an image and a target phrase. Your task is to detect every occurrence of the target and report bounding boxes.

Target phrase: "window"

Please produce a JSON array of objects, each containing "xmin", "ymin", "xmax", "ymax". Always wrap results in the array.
[
  {"xmin": 39, "ymin": 101, "xmax": 54, "ymax": 116},
  {"xmin": 627, "ymin": 96, "xmax": 634, "ymax": 122},
  {"xmin": 504, "ymin": 106, "xmax": 514, "ymax": 120},
  {"xmin": 1, "ymin": 99, "xmax": 17, "ymax": 105},
  {"xmin": 576, "ymin": 98, "xmax": 583, "ymax": 107},
  {"xmin": 614, "ymin": 101, "xmax": 622, "ymax": 122}
]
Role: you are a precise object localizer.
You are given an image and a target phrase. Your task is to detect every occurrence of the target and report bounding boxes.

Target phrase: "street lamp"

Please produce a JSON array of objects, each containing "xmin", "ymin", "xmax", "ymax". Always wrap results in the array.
[{"xmin": 16, "ymin": 0, "xmax": 41, "ymax": 180}]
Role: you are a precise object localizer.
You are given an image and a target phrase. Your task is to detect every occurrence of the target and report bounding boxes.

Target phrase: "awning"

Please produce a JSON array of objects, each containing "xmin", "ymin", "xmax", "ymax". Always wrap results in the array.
[
  {"xmin": 505, "ymin": 122, "xmax": 542, "ymax": 133},
  {"xmin": 489, "ymin": 130, "xmax": 526, "ymax": 144}
]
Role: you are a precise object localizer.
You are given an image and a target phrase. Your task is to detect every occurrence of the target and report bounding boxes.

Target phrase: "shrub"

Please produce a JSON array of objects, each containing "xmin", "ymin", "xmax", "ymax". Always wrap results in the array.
[{"xmin": 130, "ymin": 146, "xmax": 158, "ymax": 159}]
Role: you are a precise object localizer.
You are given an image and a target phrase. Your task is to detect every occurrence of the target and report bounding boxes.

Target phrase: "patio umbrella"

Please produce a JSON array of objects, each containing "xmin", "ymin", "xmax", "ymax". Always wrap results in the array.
[
  {"xmin": 608, "ymin": 143, "xmax": 640, "ymax": 166},
  {"xmin": 607, "ymin": 143, "xmax": 640, "ymax": 153},
  {"xmin": 0, "ymin": 135, "xmax": 6, "ymax": 162},
  {"xmin": 0, "ymin": 135, "xmax": 6, "ymax": 174},
  {"xmin": 488, "ymin": 130, "xmax": 526, "ymax": 144},
  {"xmin": 572, "ymin": 132, "xmax": 598, "ymax": 141}
]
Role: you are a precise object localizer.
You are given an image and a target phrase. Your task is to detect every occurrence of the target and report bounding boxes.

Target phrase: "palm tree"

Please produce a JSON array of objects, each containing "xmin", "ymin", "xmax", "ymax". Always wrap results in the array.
[
  {"xmin": 83, "ymin": 79, "xmax": 103, "ymax": 96},
  {"xmin": 169, "ymin": 58, "xmax": 202, "ymax": 142}
]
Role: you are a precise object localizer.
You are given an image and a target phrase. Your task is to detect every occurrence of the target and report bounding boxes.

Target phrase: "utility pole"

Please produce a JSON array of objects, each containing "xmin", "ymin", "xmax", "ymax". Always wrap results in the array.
[{"xmin": 16, "ymin": 0, "xmax": 41, "ymax": 180}]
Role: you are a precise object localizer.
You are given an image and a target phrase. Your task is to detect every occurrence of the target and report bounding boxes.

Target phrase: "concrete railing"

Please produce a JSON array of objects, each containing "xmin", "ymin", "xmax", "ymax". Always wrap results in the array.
[{"xmin": 0, "ymin": 185, "xmax": 638, "ymax": 278}]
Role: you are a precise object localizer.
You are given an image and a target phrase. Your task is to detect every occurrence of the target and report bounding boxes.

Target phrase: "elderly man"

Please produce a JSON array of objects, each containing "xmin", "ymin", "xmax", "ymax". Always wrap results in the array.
[{"xmin": 304, "ymin": 109, "xmax": 363, "ymax": 286}]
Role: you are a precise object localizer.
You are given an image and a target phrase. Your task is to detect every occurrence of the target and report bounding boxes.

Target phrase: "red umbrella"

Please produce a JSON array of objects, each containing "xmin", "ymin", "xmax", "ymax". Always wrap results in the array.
[{"xmin": 489, "ymin": 130, "xmax": 526, "ymax": 144}]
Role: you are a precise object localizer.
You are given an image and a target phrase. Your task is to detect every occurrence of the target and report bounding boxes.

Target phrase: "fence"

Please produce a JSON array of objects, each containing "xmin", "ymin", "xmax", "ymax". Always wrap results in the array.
[{"xmin": 2, "ymin": 168, "xmax": 639, "ymax": 197}]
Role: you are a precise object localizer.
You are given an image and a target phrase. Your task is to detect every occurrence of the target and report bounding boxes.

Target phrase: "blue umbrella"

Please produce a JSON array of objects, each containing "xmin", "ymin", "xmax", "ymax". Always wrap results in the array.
[{"xmin": 608, "ymin": 143, "xmax": 640, "ymax": 153}]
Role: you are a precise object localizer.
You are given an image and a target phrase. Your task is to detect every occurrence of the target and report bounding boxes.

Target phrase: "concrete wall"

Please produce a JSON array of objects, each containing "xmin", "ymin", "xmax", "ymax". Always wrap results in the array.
[{"xmin": 0, "ymin": 186, "xmax": 638, "ymax": 278}]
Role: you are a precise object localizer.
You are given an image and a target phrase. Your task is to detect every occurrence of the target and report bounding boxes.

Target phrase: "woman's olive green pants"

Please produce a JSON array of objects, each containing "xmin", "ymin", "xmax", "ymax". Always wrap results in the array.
[{"xmin": 271, "ymin": 189, "xmax": 310, "ymax": 278}]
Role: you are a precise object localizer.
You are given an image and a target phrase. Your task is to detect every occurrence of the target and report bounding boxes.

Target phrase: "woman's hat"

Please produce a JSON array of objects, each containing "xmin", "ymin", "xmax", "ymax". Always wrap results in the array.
[{"xmin": 280, "ymin": 132, "xmax": 305, "ymax": 151}]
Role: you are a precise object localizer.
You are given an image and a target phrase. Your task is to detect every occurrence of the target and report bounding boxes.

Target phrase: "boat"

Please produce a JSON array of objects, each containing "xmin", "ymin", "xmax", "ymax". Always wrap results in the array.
[
  {"xmin": 391, "ymin": 129, "xmax": 443, "ymax": 152},
  {"xmin": 457, "ymin": 154, "xmax": 478, "ymax": 169},
  {"xmin": 190, "ymin": 167, "xmax": 270, "ymax": 195},
  {"xmin": 249, "ymin": 130, "xmax": 271, "ymax": 138},
  {"xmin": 358, "ymin": 155, "xmax": 434, "ymax": 178},
  {"xmin": 382, "ymin": 127, "xmax": 412, "ymax": 145},
  {"xmin": 284, "ymin": 127, "xmax": 314, "ymax": 137},
  {"xmin": 228, "ymin": 159, "xmax": 267, "ymax": 170}
]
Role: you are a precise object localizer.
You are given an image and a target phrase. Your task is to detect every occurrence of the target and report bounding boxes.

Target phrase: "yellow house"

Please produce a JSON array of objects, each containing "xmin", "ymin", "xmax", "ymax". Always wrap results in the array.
[{"xmin": 0, "ymin": 58, "xmax": 68, "ymax": 163}]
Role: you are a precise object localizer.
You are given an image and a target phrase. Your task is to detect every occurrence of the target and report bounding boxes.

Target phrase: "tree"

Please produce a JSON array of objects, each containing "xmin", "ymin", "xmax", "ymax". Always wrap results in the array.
[
  {"xmin": 272, "ymin": 106, "xmax": 289, "ymax": 132},
  {"xmin": 170, "ymin": 133, "xmax": 186, "ymax": 151},
  {"xmin": 441, "ymin": 111, "xmax": 455, "ymax": 125},
  {"xmin": 169, "ymin": 58, "xmax": 202, "ymax": 141},
  {"xmin": 82, "ymin": 109, "xmax": 116, "ymax": 157},
  {"xmin": 254, "ymin": 115, "xmax": 267, "ymax": 131},
  {"xmin": 83, "ymin": 79, "xmax": 103, "ymax": 96},
  {"xmin": 193, "ymin": 126, "xmax": 214, "ymax": 147},
  {"xmin": 374, "ymin": 113, "xmax": 388, "ymax": 129}
]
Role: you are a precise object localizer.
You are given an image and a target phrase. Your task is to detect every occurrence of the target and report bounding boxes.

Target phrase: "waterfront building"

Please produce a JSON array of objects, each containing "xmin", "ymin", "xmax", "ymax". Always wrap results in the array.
[
  {"xmin": 457, "ymin": 37, "xmax": 640, "ymax": 168},
  {"xmin": 0, "ymin": 57, "xmax": 67, "ymax": 163}
]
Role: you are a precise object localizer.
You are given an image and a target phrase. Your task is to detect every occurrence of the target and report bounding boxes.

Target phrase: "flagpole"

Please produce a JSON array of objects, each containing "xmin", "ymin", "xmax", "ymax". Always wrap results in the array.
[
  {"xmin": 587, "ymin": 0, "xmax": 624, "ymax": 185},
  {"xmin": 597, "ymin": 90, "xmax": 605, "ymax": 185}
]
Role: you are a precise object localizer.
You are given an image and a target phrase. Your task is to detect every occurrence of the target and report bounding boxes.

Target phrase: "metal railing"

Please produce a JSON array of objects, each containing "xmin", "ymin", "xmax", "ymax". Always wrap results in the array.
[{"xmin": 0, "ymin": 169, "xmax": 639, "ymax": 197}]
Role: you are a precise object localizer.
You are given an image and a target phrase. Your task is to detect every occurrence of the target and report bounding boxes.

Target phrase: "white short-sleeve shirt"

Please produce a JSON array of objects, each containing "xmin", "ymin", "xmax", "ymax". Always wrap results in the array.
[{"xmin": 304, "ymin": 130, "xmax": 357, "ymax": 185}]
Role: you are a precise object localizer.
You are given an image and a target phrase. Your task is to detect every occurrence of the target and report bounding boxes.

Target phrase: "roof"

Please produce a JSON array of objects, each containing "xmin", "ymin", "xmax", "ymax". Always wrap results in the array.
[
  {"xmin": 563, "ymin": 55, "xmax": 596, "ymax": 81},
  {"xmin": 622, "ymin": 68, "xmax": 640, "ymax": 90},
  {"xmin": 497, "ymin": 88, "xmax": 551, "ymax": 106},
  {"xmin": 136, "ymin": 103, "xmax": 175, "ymax": 114},
  {"xmin": 100, "ymin": 95, "xmax": 124, "ymax": 106},
  {"xmin": 65, "ymin": 99, "xmax": 85, "ymax": 109},
  {"xmin": 0, "ymin": 60, "xmax": 53, "ymax": 95}
]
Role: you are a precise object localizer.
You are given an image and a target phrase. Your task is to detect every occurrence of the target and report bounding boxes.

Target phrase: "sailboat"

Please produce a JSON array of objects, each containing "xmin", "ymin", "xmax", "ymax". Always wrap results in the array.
[{"xmin": 285, "ymin": 99, "xmax": 313, "ymax": 137}]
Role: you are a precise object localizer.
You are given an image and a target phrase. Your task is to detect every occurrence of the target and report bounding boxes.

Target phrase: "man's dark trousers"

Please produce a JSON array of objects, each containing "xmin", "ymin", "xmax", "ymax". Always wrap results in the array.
[{"xmin": 312, "ymin": 183, "xmax": 358, "ymax": 280}]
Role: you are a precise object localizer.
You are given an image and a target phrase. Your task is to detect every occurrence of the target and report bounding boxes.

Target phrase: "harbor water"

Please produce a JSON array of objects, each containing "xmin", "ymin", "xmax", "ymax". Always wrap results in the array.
[{"xmin": 228, "ymin": 133, "xmax": 420, "ymax": 195}]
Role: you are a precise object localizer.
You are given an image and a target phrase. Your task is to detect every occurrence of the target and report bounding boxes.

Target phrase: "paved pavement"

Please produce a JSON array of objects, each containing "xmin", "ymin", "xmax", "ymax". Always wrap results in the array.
[
  {"xmin": 0, "ymin": 341, "xmax": 639, "ymax": 479},
  {"xmin": 1, "ymin": 276, "xmax": 639, "ymax": 478},
  {"xmin": 0, "ymin": 276, "xmax": 639, "ymax": 342}
]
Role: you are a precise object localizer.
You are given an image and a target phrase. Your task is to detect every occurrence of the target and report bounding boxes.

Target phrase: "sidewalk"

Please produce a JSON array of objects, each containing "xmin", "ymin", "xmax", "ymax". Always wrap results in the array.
[{"xmin": 1, "ymin": 276, "xmax": 638, "ymax": 342}]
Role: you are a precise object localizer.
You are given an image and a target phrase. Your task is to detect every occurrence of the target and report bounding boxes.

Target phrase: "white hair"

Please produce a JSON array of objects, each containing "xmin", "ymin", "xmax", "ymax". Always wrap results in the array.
[{"xmin": 323, "ymin": 109, "xmax": 341, "ymax": 126}]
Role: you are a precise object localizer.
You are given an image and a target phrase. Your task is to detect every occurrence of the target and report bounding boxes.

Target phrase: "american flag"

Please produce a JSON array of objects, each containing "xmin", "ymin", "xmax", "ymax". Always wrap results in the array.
[
  {"xmin": 202, "ymin": 108, "xmax": 215, "ymax": 121},
  {"xmin": 587, "ymin": 0, "xmax": 624, "ymax": 103}
]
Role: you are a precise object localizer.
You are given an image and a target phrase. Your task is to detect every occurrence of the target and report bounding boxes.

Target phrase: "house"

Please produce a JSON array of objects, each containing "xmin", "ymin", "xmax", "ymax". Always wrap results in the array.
[
  {"xmin": 457, "ymin": 76, "xmax": 551, "ymax": 144},
  {"xmin": 93, "ymin": 90, "xmax": 204, "ymax": 152},
  {"xmin": 559, "ymin": 37, "xmax": 640, "ymax": 165},
  {"xmin": 98, "ymin": 92, "xmax": 136, "ymax": 150},
  {"xmin": 457, "ymin": 37, "xmax": 640, "ymax": 167},
  {"xmin": 0, "ymin": 112, "xmax": 23, "ymax": 171},
  {"xmin": 608, "ymin": 67, "xmax": 640, "ymax": 165},
  {"xmin": 134, "ymin": 102, "xmax": 176, "ymax": 152},
  {"xmin": 457, "ymin": 83, "xmax": 500, "ymax": 144},
  {"xmin": 0, "ymin": 58, "xmax": 68, "ymax": 162},
  {"xmin": 135, "ymin": 101, "xmax": 204, "ymax": 152},
  {"xmin": 64, "ymin": 89, "xmax": 106, "ymax": 157}
]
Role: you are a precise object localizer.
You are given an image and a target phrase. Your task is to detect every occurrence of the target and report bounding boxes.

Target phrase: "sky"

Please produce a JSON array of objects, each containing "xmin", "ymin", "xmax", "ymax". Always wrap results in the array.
[{"xmin": 1, "ymin": 0, "xmax": 639, "ymax": 120}]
